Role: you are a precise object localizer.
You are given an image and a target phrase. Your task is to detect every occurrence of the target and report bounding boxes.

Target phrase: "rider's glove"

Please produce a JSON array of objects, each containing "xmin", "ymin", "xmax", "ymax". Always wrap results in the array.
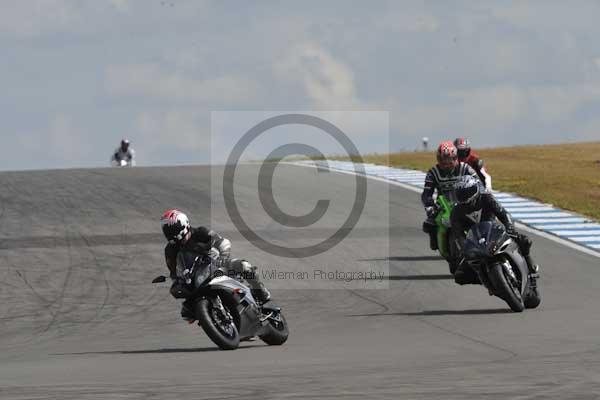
[
  {"xmin": 207, "ymin": 248, "xmax": 225, "ymax": 268},
  {"xmin": 208, "ymin": 247, "xmax": 220, "ymax": 260},
  {"xmin": 506, "ymin": 225, "xmax": 517, "ymax": 237},
  {"xmin": 425, "ymin": 206, "xmax": 437, "ymax": 218}
]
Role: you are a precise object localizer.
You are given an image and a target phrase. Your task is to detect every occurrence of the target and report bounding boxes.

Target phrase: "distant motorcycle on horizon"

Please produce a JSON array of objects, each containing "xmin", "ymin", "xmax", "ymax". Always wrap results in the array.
[{"xmin": 111, "ymin": 139, "xmax": 136, "ymax": 167}]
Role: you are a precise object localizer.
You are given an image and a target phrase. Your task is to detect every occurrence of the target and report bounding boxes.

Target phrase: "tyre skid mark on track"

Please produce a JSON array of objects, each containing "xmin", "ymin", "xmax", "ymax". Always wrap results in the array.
[
  {"xmin": 1, "ymin": 196, "xmax": 79, "ymax": 348},
  {"xmin": 14, "ymin": 270, "xmax": 57, "ymax": 312},
  {"xmin": 49, "ymin": 173, "xmax": 116, "ymax": 337},
  {"xmin": 348, "ymin": 292, "xmax": 518, "ymax": 359},
  {"xmin": 0, "ymin": 313, "xmax": 40, "ymax": 321},
  {"xmin": 412, "ymin": 315, "xmax": 518, "ymax": 360},
  {"xmin": 1, "ymin": 255, "xmax": 60, "ymax": 343},
  {"xmin": 511, "ymin": 380, "xmax": 591, "ymax": 400},
  {"xmin": 346, "ymin": 289, "xmax": 391, "ymax": 314},
  {"xmin": 112, "ymin": 186, "xmax": 160, "ymax": 318},
  {"xmin": 348, "ymin": 262, "xmax": 518, "ymax": 359},
  {"xmin": 78, "ymin": 233, "xmax": 111, "ymax": 328},
  {"xmin": 41, "ymin": 194, "xmax": 78, "ymax": 336},
  {"xmin": 97, "ymin": 201, "xmax": 165, "ymax": 325},
  {"xmin": 91, "ymin": 181, "xmax": 174, "ymax": 326}
]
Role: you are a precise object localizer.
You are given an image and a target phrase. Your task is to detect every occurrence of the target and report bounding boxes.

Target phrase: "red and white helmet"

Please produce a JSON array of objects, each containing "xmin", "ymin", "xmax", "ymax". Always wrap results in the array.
[
  {"xmin": 453, "ymin": 137, "xmax": 471, "ymax": 159},
  {"xmin": 161, "ymin": 209, "xmax": 190, "ymax": 243},
  {"xmin": 436, "ymin": 141, "xmax": 458, "ymax": 170}
]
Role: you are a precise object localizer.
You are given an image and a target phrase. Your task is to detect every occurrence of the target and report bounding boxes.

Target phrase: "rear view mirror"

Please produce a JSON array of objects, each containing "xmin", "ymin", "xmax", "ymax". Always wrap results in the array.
[{"xmin": 152, "ymin": 275, "xmax": 167, "ymax": 283}]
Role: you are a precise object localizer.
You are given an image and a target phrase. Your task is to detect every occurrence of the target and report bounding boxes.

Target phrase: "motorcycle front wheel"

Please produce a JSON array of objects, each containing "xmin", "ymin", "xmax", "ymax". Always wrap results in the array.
[
  {"xmin": 197, "ymin": 297, "xmax": 240, "ymax": 350},
  {"xmin": 488, "ymin": 262, "xmax": 525, "ymax": 312}
]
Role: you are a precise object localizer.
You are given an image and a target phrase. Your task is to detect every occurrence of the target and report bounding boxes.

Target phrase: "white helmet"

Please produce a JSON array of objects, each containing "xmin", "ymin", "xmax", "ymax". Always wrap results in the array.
[{"xmin": 160, "ymin": 209, "xmax": 190, "ymax": 243}]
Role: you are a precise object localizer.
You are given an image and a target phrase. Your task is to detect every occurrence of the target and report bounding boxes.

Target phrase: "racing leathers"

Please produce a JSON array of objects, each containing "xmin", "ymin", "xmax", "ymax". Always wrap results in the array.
[
  {"xmin": 165, "ymin": 227, "xmax": 271, "ymax": 320},
  {"xmin": 111, "ymin": 147, "xmax": 136, "ymax": 167},
  {"xmin": 458, "ymin": 150, "xmax": 492, "ymax": 191},
  {"xmin": 450, "ymin": 192, "xmax": 539, "ymax": 285},
  {"xmin": 421, "ymin": 162, "xmax": 479, "ymax": 250}
]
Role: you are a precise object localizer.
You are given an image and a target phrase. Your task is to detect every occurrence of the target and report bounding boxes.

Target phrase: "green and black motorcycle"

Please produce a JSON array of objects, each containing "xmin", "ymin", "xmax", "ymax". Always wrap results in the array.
[{"xmin": 433, "ymin": 194, "xmax": 460, "ymax": 274}]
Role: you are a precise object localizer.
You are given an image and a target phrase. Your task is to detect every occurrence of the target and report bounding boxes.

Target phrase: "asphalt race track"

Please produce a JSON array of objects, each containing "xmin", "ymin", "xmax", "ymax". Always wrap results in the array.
[{"xmin": 1, "ymin": 164, "xmax": 599, "ymax": 399}]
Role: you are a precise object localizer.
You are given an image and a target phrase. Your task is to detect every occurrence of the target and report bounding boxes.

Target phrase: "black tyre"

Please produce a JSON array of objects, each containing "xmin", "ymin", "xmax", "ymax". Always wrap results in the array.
[
  {"xmin": 259, "ymin": 312, "xmax": 289, "ymax": 346},
  {"xmin": 448, "ymin": 261, "xmax": 458, "ymax": 275},
  {"xmin": 197, "ymin": 297, "xmax": 240, "ymax": 350},
  {"xmin": 488, "ymin": 262, "xmax": 525, "ymax": 312}
]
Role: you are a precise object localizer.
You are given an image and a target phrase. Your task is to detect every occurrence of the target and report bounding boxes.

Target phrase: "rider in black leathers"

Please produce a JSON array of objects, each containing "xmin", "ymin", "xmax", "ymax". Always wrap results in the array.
[
  {"xmin": 161, "ymin": 209, "xmax": 271, "ymax": 321},
  {"xmin": 450, "ymin": 176, "xmax": 540, "ymax": 289},
  {"xmin": 422, "ymin": 141, "xmax": 480, "ymax": 250}
]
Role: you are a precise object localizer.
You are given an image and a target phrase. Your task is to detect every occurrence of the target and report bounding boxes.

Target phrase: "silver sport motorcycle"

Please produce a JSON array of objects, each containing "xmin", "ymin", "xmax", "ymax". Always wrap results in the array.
[{"xmin": 152, "ymin": 251, "xmax": 289, "ymax": 350}]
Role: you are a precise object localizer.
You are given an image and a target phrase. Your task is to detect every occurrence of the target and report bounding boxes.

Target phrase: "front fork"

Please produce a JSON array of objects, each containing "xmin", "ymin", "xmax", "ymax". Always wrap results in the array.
[{"xmin": 211, "ymin": 295, "xmax": 233, "ymax": 324}]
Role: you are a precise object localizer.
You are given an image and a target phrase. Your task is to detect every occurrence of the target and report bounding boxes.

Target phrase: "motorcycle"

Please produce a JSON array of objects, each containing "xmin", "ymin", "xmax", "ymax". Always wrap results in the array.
[
  {"xmin": 152, "ymin": 251, "xmax": 289, "ymax": 350},
  {"xmin": 111, "ymin": 159, "xmax": 132, "ymax": 167},
  {"xmin": 434, "ymin": 194, "xmax": 460, "ymax": 274},
  {"xmin": 462, "ymin": 221, "xmax": 541, "ymax": 312}
]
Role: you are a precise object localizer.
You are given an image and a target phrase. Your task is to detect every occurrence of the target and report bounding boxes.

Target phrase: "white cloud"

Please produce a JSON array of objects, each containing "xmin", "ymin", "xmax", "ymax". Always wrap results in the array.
[
  {"xmin": 388, "ymin": 84, "xmax": 527, "ymax": 145},
  {"xmin": 451, "ymin": 85, "xmax": 526, "ymax": 128},
  {"xmin": 0, "ymin": 0, "xmax": 78, "ymax": 37},
  {"xmin": 105, "ymin": 63, "xmax": 260, "ymax": 105},
  {"xmin": 135, "ymin": 109, "xmax": 209, "ymax": 156},
  {"xmin": 380, "ymin": 11, "xmax": 438, "ymax": 33},
  {"xmin": 108, "ymin": 0, "xmax": 131, "ymax": 13},
  {"xmin": 491, "ymin": 1, "xmax": 600, "ymax": 32},
  {"xmin": 574, "ymin": 117, "xmax": 600, "ymax": 141},
  {"xmin": 5, "ymin": 1, "xmax": 600, "ymax": 170},
  {"xmin": 274, "ymin": 42, "xmax": 361, "ymax": 109},
  {"xmin": 14, "ymin": 114, "xmax": 93, "ymax": 169}
]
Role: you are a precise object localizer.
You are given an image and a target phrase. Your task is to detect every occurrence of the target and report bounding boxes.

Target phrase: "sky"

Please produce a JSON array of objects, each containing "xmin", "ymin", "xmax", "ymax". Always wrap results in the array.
[{"xmin": 1, "ymin": 0, "xmax": 600, "ymax": 170}]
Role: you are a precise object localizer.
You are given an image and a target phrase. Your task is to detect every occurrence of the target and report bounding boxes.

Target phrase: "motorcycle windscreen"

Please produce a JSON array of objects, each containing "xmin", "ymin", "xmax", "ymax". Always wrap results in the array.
[
  {"xmin": 176, "ymin": 251, "xmax": 214, "ymax": 287},
  {"xmin": 464, "ymin": 221, "xmax": 509, "ymax": 258}
]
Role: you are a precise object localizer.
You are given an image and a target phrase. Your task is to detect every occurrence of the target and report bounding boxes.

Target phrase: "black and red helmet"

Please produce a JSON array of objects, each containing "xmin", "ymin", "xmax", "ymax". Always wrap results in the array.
[
  {"xmin": 453, "ymin": 137, "xmax": 471, "ymax": 159},
  {"xmin": 160, "ymin": 209, "xmax": 190, "ymax": 243},
  {"xmin": 436, "ymin": 141, "xmax": 458, "ymax": 170}
]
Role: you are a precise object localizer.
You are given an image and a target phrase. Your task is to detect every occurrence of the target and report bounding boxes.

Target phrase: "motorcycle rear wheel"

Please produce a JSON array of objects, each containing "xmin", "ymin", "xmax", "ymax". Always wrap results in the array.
[{"xmin": 259, "ymin": 312, "xmax": 289, "ymax": 346}]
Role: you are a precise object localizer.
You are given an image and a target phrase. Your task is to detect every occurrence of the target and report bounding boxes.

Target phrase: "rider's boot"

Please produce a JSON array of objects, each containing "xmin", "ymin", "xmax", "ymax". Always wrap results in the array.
[
  {"xmin": 428, "ymin": 231, "xmax": 438, "ymax": 251},
  {"xmin": 422, "ymin": 221, "xmax": 438, "ymax": 250},
  {"xmin": 238, "ymin": 260, "xmax": 272, "ymax": 304},
  {"xmin": 524, "ymin": 254, "xmax": 540, "ymax": 290},
  {"xmin": 251, "ymin": 282, "xmax": 271, "ymax": 305},
  {"xmin": 181, "ymin": 300, "xmax": 195, "ymax": 323},
  {"xmin": 524, "ymin": 255, "xmax": 539, "ymax": 274},
  {"xmin": 523, "ymin": 254, "xmax": 541, "ymax": 308}
]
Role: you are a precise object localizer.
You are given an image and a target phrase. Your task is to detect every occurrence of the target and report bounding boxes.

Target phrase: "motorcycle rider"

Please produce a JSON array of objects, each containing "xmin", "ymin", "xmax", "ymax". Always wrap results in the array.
[
  {"xmin": 453, "ymin": 137, "xmax": 492, "ymax": 190},
  {"xmin": 111, "ymin": 139, "xmax": 136, "ymax": 167},
  {"xmin": 421, "ymin": 141, "xmax": 480, "ymax": 251},
  {"xmin": 450, "ymin": 175, "xmax": 540, "ymax": 291},
  {"xmin": 160, "ymin": 209, "xmax": 271, "ymax": 322}
]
